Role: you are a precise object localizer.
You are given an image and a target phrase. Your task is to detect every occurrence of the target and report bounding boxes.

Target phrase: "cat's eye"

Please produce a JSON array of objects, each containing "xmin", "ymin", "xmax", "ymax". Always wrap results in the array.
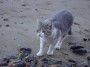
[{"xmin": 46, "ymin": 26, "xmax": 52, "ymax": 29}]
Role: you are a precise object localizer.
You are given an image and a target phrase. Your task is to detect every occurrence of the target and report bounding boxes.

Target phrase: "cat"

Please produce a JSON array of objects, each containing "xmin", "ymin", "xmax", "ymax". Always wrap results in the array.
[{"xmin": 36, "ymin": 10, "xmax": 74, "ymax": 56}]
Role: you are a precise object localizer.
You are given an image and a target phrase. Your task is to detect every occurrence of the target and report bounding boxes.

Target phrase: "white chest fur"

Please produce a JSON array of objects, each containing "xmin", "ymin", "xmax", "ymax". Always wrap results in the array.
[{"xmin": 44, "ymin": 28, "xmax": 58, "ymax": 43}]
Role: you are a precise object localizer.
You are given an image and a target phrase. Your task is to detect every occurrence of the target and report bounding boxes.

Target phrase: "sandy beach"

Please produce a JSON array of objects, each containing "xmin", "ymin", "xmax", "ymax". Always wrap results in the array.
[{"xmin": 0, "ymin": 0, "xmax": 90, "ymax": 66}]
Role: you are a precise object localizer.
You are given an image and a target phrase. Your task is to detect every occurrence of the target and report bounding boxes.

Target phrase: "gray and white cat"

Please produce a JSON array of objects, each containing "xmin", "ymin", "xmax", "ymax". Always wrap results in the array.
[{"xmin": 36, "ymin": 10, "xmax": 74, "ymax": 56}]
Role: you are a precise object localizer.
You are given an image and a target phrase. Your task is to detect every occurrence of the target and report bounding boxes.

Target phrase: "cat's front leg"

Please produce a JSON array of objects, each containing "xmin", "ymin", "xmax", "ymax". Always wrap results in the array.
[
  {"xmin": 47, "ymin": 40, "xmax": 57, "ymax": 56},
  {"xmin": 37, "ymin": 37, "xmax": 45, "ymax": 56},
  {"xmin": 47, "ymin": 44, "xmax": 54, "ymax": 55},
  {"xmin": 55, "ymin": 36, "xmax": 66, "ymax": 50},
  {"xmin": 55, "ymin": 37, "xmax": 62, "ymax": 50}
]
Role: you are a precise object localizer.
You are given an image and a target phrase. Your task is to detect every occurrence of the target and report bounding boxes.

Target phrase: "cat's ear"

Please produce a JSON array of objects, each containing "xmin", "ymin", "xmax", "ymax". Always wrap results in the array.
[
  {"xmin": 37, "ymin": 22, "xmax": 43, "ymax": 32},
  {"xmin": 47, "ymin": 22, "xmax": 52, "ymax": 29},
  {"xmin": 47, "ymin": 22, "xmax": 52, "ymax": 26}
]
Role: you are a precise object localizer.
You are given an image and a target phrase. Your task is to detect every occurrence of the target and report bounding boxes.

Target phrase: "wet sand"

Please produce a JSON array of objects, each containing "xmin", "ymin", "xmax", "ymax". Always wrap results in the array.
[{"xmin": 0, "ymin": 0, "xmax": 90, "ymax": 66}]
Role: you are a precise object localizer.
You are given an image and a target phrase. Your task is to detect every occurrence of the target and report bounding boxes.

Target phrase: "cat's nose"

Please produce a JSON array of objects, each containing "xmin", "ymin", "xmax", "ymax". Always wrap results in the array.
[{"xmin": 39, "ymin": 34, "xmax": 41, "ymax": 37}]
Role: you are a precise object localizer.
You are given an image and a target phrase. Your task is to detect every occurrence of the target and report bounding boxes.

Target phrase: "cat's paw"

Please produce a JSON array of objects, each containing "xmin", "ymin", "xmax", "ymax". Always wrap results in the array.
[
  {"xmin": 47, "ymin": 51, "xmax": 53, "ymax": 56},
  {"xmin": 55, "ymin": 46, "xmax": 60, "ymax": 50},
  {"xmin": 37, "ymin": 51, "xmax": 43, "ymax": 56},
  {"xmin": 55, "ymin": 45, "xmax": 61, "ymax": 50}
]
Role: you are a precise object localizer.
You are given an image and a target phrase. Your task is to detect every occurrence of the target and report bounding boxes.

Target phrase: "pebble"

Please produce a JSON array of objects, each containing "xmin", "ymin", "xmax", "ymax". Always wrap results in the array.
[
  {"xmin": 21, "ymin": 4, "xmax": 26, "ymax": 6},
  {"xmin": 0, "ymin": 25, "xmax": 2, "ymax": 27},
  {"xmin": 5, "ymin": 24, "xmax": 10, "ymax": 27},
  {"xmin": 3, "ymin": 19, "xmax": 9, "ymax": 21},
  {"xmin": 83, "ymin": 38, "xmax": 88, "ymax": 41}
]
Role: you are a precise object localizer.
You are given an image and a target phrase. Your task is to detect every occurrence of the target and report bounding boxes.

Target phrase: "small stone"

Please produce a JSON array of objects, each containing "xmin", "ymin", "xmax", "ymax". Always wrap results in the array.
[
  {"xmin": 68, "ymin": 59, "xmax": 76, "ymax": 63},
  {"xmin": 20, "ymin": 22, "xmax": 23, "ymax": 24},
  {"xmin": 88, "ymin": 38, "xmax": 90, "ymax": 41},
  {"xmin": 70, "ymin": 45, "xmax": 84, "ymax": 50},
  {"xmin": 74, "ymin": 22, "xmax": 80, "ymax": 26},
  {"xmin": 14, "ymin": 22, "xmax": 17, "ymax": 24},
  {"xmin": 65, "ymin": 64, "xmax": 72, "ymax": 67},
  {"xmin": 1, "ymin": 17, "xmax": 3, "ymax": 18},
  {"xmin": 0, "ymin": 1, "xmax": 3, "ymax": 3},
  {"xmin": 14, "ymin": 38, "xmax": 16, "ymax": 40},
  {"xmin": 50, "ymin": 58, "xmax": 62, "ymax": 65},
  {"xmin": 41, "ymin": 58, "xmax": 49, "ymax": 67},
  {"xmin": 3, "ymin": 19, "xmax": 9, "ymax": 21},
  {"xmin": 84, "ymin": 65, "xmax": 88, "ymax": 67},
  {"xmin": 72, "ymin": 48, "xmax": 87, "ymax": 55},
  {"xmin": 5, "ymin": 24, "xmax": 9, "ymax": 27},
  {"xmin": 87, "ymin": 56, "xmax": 90, "ymax": 61},
  {"xmin": 35, "ymin": 9, "xmax": 38, "ymax": 11},
  {"xmin": 21, "ymin": 4, "xmax": 26, "ymax": 6},
  {"xmin": 20, "ymin": 11, "xmax": 23, "ymax": 12},
  {"xmin": 83, "ymin": 38, "xmax": 87, "ymax": 41},
  {"xmin": 0, "ymin": 25, "xmax": 2, "ymax": 27}
]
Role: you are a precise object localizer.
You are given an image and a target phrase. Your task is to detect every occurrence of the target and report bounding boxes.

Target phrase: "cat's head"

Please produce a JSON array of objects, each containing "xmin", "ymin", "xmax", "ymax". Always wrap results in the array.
[{"xmin": 36, "ymin": 21, "xmax": 53, "ymax": 37}]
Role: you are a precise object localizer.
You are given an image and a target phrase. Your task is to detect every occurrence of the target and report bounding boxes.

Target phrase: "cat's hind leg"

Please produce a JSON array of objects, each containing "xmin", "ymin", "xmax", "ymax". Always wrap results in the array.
[
  {"xmin": 55, "ymin": 37, "xmax": 62, "ymax": 50},
  {"xmin": 55, "ymin": 36, "xmax": 66, "ymax": 50}
]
